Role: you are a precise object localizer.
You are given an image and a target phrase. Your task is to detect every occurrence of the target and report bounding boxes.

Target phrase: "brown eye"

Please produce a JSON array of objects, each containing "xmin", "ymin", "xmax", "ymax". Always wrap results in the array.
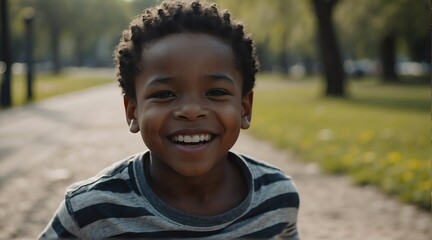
[
  {"xmin": 150, "ymin": 91, "xmax": 176, "ymax": 99},
  {"xmin": 206, "ymin": 89, "xmax": 231, "ymax": 97}
]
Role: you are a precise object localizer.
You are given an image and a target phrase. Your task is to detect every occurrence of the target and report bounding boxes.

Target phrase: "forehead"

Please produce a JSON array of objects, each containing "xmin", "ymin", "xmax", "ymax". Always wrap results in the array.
[
  {"xmin": 143, "ymin": 33, "xmax": 232, "ymax": 55},
  {"xmin": 140, "ymin": 33, "xmax": 237, "ymax": 73}
]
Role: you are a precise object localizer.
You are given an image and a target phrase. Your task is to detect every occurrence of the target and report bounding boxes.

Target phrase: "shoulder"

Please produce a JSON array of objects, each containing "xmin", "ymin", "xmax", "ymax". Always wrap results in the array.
[
  {"xmin": 66, "ymin": 152, "xmax": 142, "ymax": 196},
  {"xmin": 235, "ymin": 152, "xmax": 296, "ymax": 187},
  {"xmin": 242, "ymin": 154, "xmax": 288, "ymax": 174},
  {"xmin": 57, "ymin": 152, "xmax": 155, "ymax": 235},
  {"xmin": 62, "ymin": 152, "xmax": 148, "ymax": 225},
  {"xmin": 231, "ymin": 152, "xmax": 299, "ymax": 207}
]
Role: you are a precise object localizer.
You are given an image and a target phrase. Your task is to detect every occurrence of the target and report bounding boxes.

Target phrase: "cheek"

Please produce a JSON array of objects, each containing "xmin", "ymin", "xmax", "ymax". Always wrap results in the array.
[
  {"xmin": 215, "ymin": 103, "xmax": 243, "ymax": 128},
  {"xmin": 138, "ymin": 107, "xmax": 168, "ymax": 144},
  {"xmin": 216, "ymin": 104, "xmax": 242, "ymax": 149}
]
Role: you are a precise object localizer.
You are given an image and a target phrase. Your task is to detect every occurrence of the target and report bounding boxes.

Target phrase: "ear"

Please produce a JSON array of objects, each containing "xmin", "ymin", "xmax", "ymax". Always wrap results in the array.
[
  {"xmin": 241, "ymin": 91, "xmax": 253, "ymax": 129},
  {"xmin": 123, "ymin": 95, "xmax": 140, "ymax": 133}
]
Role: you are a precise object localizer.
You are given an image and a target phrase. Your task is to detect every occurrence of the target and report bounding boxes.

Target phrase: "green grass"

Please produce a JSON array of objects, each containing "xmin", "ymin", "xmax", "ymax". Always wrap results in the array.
[
  {"xmin": 9, "ymin": 73, "xmax": 113, "ymax": 107},
  {"xmin": 250, "ymin": 74, "xmax": 430, "ymax": 210}
]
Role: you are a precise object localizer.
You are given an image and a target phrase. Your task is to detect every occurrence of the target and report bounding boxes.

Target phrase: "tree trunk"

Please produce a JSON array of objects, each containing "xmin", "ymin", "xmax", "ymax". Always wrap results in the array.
[
  {"xmin": 409, "ymin": 34, "xmax": 430, "ymax": 63},
  {"xmin": 278, "ymin": 51, "xmax": 288, "ymax": 75},
  {"xmin": 302, "ymin": 56, "xmax": 314, "ymax": 75},
  {"xmin": 76, "ymin": 36, "xmax": 84, "ymax": 67},
  {"xmin": 380, "ymin": 33, "xmax": 397, "ymax": 82},
  {"xmin": 312, "ymin": 0, "xmax": 346, "ymax": 97},
  {"xmin": 279, "ymin": 32, "xmax": 289, "ymax": 75},
  {"xmin": 0, "ymin": 0, "xmax": 12, "ymax": 107},
  {"xmin": 51, "ymin": 25, "xmax": 61, "ymax": 74}
]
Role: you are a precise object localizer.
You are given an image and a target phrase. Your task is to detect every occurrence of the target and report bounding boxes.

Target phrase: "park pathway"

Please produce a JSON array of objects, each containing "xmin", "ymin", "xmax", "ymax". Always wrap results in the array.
[{"xmin": 0, "ymin": 82, "xmax": 430, "ymax": 239}]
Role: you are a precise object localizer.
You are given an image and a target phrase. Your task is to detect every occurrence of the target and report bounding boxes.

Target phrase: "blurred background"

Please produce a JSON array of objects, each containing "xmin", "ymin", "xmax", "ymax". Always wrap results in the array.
[
  {"xmin": 0, "ymin": 0, "xmax": 430, "ymax": 237},
  {"xmin": 2, "ymin": 0, "xmax": 429, "ymax": 79}
]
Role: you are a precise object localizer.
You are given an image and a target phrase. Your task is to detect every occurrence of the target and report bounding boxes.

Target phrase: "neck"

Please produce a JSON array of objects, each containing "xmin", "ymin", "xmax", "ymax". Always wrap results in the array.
[
  {"xmin": 147, "ymin": 154, "xmax": 229, "ymax": 202},
  {"xmin": 145, "ymin": 153, "xmax": 247, "ymax": 216}
]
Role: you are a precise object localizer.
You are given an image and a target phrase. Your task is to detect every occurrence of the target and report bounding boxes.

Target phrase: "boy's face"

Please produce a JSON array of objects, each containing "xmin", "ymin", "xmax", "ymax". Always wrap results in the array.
[{"xmin": 124, "ymin": 33, "xmax": 253, "ymax": 177}]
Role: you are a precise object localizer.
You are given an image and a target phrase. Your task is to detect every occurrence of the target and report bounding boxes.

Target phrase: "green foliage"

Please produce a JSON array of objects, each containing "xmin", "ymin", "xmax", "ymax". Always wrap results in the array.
[
  {"xmin": 250, "ymin": 74, "xmax": 430, "ymax": 210},
  {"xmin": 8, "ymin": 0, "xmax": 428, "ymax": 71},
  {"xmin": 335, "ymin": 0, "xmax": 429, "ymax": 59},
  {"xmin": 10, "ymin": 73, "xmax": 112, "ymax": 107},
  {"xmin": 215, "ymin": 0, "xmax": 315, "ymax": 58},
  {"xmin": 9, "ymin": 0, "xmax": 154, "ymax": 66}
]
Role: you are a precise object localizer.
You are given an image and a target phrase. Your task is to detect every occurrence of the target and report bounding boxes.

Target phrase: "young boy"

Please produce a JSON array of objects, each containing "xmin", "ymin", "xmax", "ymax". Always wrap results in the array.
[{"xmin": 39, "ymin": 0, "xmax": 300, "ymax": 239}]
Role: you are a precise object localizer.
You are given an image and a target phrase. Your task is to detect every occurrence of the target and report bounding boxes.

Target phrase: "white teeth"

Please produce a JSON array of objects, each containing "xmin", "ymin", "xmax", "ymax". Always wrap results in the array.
[{"xmin": 172, "ymin": 134, "xmax": 212, "ymax": 143}]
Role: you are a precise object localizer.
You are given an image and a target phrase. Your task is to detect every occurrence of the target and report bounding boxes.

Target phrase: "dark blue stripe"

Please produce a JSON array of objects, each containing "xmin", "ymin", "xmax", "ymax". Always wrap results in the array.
[
  {"xmin": 112, "ymin": 228, "xmax": 224, "ymax": 238},
  {"xmin": 51, "ymin": 215, "xmax": 77, "ymax": 238},
  {"xmin": 91, "ymin": 178, "xmax": 133, "ymax": 193},
  {"xmin": 112, "ymin": 223, "xmax": 291, "ymax": 239},
  {"xmin": 235, "ymin": 192, "xmax": 299, "ymax": 224},
  {"xmin": 254, "ymin": 173, "xmax": 289, "ymax": 192},
  {"xmin": 241, "ymin": 222, "xmax": 289, "ymax": 238},
  {"xmin": 74, "ymin": 203, "xmax": 154, "ymax": 228}
]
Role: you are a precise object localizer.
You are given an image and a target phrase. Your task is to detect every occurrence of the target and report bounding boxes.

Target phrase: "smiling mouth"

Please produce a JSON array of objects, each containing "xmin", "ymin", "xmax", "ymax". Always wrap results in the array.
[{"xmin": 171, "ymin": 133, "xmax": 213, "ymax": 145}]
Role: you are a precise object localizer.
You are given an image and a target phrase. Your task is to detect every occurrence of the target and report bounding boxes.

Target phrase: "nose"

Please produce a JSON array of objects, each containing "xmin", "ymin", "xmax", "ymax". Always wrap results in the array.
[{"xmin": 173, "ymin": 98, "xmax": 209, "ymax": 121}]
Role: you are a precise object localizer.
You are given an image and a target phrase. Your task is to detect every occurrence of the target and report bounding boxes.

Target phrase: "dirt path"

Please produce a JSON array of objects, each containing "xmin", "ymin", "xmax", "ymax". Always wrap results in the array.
[{"xmin": 0, "ymin": 83, "xmax": 430, "ymax": 239}]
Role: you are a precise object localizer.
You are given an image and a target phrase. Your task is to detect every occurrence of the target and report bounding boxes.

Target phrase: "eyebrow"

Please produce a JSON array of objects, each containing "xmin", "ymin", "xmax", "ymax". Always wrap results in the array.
[
  {"xmin": 207, "ymin": 73, "xmax": 235, "ymax": 85},
  {"xmin": 146, "ymin": 76, "xmax": 173, "ymax": 87}
]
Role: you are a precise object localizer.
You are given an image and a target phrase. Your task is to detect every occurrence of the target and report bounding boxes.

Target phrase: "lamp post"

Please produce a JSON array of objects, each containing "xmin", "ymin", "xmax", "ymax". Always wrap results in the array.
[{"xmin": 24, "ymin": 7, "xmax": 35, "ymax": 102}]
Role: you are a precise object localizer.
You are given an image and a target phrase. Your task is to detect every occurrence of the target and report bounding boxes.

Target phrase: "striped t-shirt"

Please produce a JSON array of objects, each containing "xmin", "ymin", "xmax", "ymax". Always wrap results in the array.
[{"xmin": 39, "ymin": 151, "xmax": 300, "ymax": 239}]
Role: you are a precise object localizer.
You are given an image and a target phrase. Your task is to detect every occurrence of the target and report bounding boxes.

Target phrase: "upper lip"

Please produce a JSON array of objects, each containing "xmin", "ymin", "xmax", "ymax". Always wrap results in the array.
[{"xmin": 168, "ymin": 128, "xmax": 216, "ymax": 137}]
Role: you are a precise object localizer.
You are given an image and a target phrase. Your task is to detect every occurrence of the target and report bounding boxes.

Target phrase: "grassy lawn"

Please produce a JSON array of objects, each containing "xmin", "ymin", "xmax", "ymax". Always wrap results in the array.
[
  {"xmin": 250, "ymin": 74, "xmax": 430, "ymax": 209},
  {"xmin": 9, "ymin": 72, "xmax": 113, "ymax": 107}
]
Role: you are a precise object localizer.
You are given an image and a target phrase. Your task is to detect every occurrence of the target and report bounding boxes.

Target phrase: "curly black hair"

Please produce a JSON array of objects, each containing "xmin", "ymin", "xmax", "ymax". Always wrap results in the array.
[{"xmin": 114, "ymin": 0, "xmax": 259, "ymax": 99}]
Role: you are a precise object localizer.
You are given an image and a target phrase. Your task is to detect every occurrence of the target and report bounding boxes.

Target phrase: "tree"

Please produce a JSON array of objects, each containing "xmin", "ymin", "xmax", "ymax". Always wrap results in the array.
[
  {"xmin": 215, "ymin": 0, "xmax": 315, "ymax": 73},
  {"xmin": 34, "ymin": 0, "xmax": 73, "ymax": 74},
  {"xmin": 335, "ymin": 0, "xmax": 430, "ymax": 81},
  {"xmin": 67, "ymin": 0, "xmax": 131, "ymax": 66},
  {"xmin": 312, "ymin": 0, "xmax": 345, "ymax": 96},
  {"xmin": 217, "ymin": 0, "xmax": 345, "ymax": 95}
]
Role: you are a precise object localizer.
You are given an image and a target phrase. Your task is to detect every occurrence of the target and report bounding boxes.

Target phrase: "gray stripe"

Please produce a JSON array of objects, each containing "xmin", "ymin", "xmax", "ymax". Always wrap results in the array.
[{"xmin": 70, "ymin": 191, "xmax": 144, "ymax": 212}]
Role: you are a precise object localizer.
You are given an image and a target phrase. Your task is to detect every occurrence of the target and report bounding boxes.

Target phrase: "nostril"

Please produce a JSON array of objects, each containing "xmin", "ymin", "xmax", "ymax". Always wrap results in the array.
[
  {"xmin": 196, "ymin": 113, "xmax": 207, "ymax": 119},
  {"xmin": 174, "ymin": 114, "xmax": 188, "ymax": 120},
  {"xmin": 173, "ymin": 106, "xmax": 209, "ymax": 120}
]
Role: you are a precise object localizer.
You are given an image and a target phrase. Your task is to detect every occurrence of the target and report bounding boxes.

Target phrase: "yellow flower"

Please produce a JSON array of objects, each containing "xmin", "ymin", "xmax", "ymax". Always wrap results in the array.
[
  {"xmin": 387, "ymin": 151, "xmax": 401, "ymax": 164},
  {"xmin": 402, "ymin": 171, "xmax": 413, "ymax": 183},
  {"xmin": 358, "ymin": 130, "xmax": 375, "ymax": 144},
  {"xmin": 405, "ymin": 159, "xmax": 420, "ymax": 170}
]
